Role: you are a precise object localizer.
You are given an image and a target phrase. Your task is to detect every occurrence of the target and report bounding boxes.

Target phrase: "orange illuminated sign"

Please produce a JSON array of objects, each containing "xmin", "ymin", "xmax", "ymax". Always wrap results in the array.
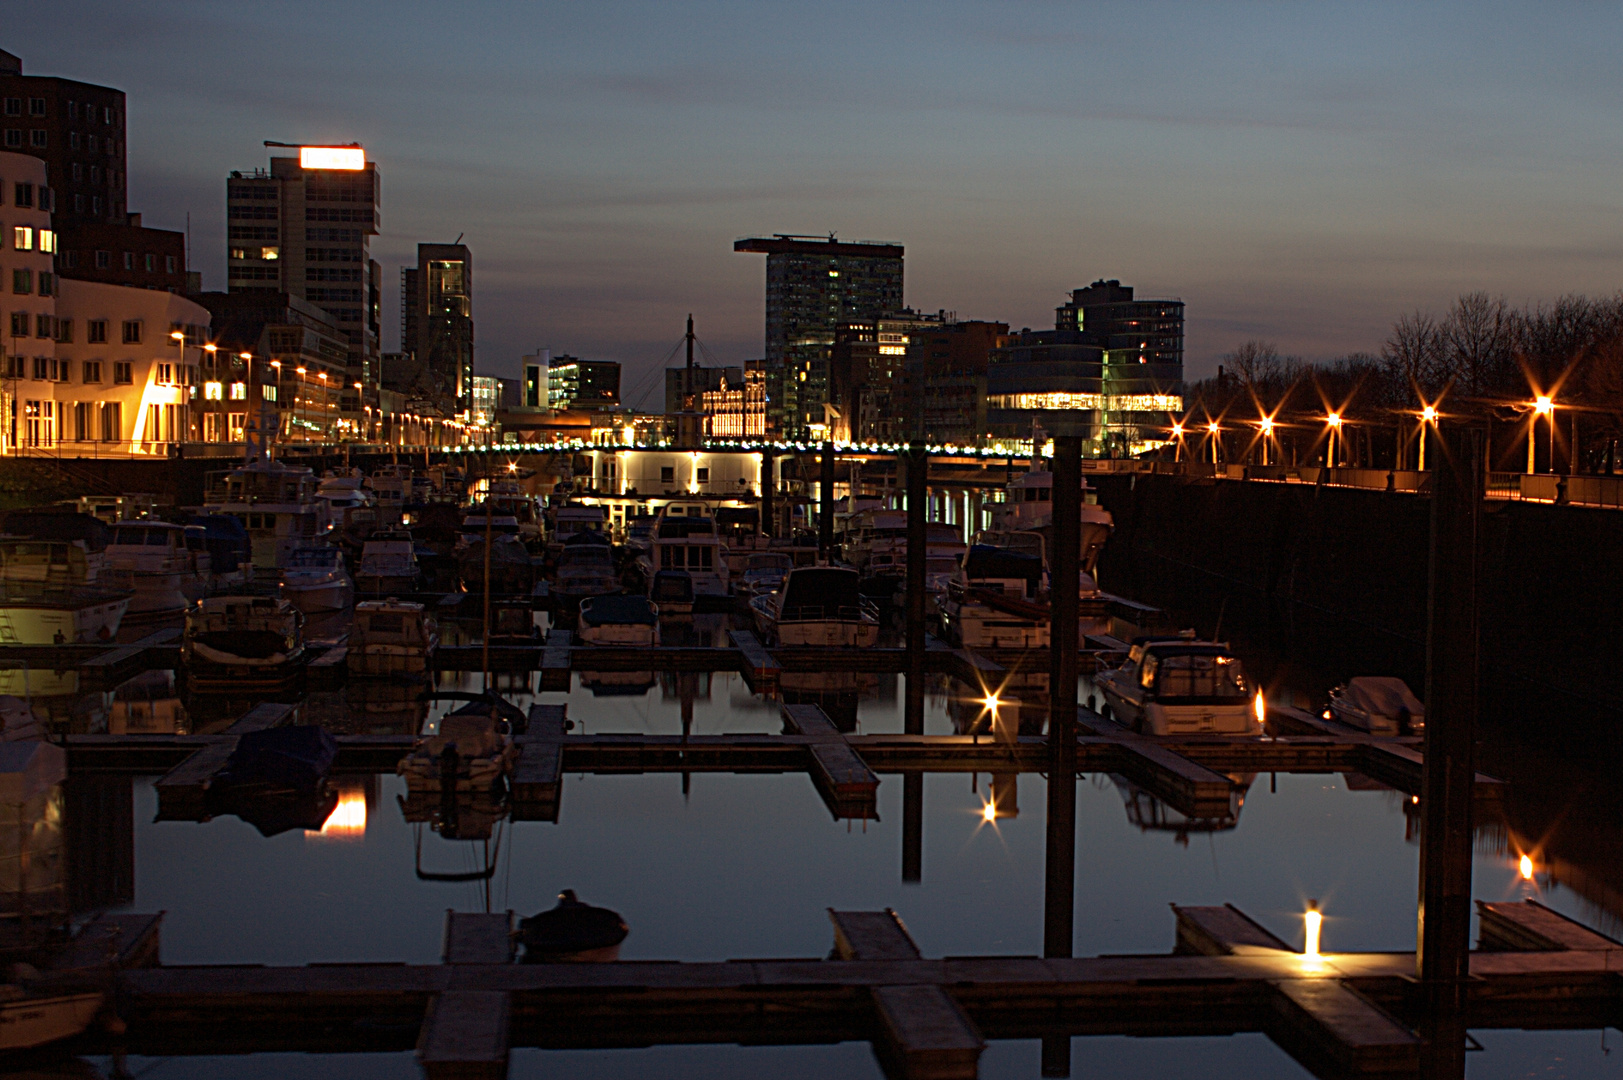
[{"xmin": 299, "ymin": 146, "xmax": 365, "ymax": 171}]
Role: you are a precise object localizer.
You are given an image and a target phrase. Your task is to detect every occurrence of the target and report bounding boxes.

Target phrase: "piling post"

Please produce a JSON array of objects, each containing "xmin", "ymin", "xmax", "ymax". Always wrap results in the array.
[
  {"xmin": 905, "ymin": 441, "xmax": 928, "ymax": 735},
  {"xmin": 819, "ymin": 441, "xmax": 836, "ymax": 560},
  {"xmin": 1416, "ymin": 421, "xmax": 1483, "ymax": 1078},
  {"xmin": 1043, "ymin": 434, "xmax": 1083, "ymax": 966},
  {"xmin": 902, "ymin": 773, "xmax": 922, "ymax": 883},
  {"xmin": 760, "ymin": 449, "xmax": 775, "ymax": 538}
]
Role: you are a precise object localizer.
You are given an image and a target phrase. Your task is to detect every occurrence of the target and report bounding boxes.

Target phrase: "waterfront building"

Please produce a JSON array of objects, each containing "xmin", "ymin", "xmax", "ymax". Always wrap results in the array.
[
  {"xmin": 547, "ymin": 355, "xmax": 620, "ymax": 410},
  {"xmin": 470, "ymin": 374, "xmax": 498, "ymax": 442},
  {"xmin": 702, "ymin": 360, "xmax": 766, "ymax": 439},
  {"xmin": 191, "ymin": 291, "xmax": 352, "ymax": 444},
  {"xmin": 828, "ymin": 311, "xmax": 1007, "ymax": 445},
  {"xmin": 396, "ymin": 242, "xmax": 473, "ymax": 416},
  {"xmin": 988, "ymin": 279, "xmax": 1184, "ymax": 454},
  {"xmin": 521, "ymin": 352, "xmax": 548, "ymax": 408},
  {"xmin": 665, "ymin": 364, "xmax": 739, "ymax": 416},
  {"xmin": 734, "ymin": 234, "xmax": 903, "ymax": 439},
  {"xmin": 225, "ymin": 147, "xmax": 381, "ymax": 417}
]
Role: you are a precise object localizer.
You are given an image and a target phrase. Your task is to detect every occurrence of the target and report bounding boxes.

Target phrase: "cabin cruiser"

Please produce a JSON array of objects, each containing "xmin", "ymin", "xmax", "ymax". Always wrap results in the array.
[
  {"xmin": 183, "ymin": 595, "xmax": 307, "ymax": 692},
  {"xmin": 348, "ymin": 599, "xmax": 439, "ymax": 678},
  {"xmin": 187, "ymin": 514, "xmax": 252, "ymax": 592},
  {"xmin": 0, "ymin": 527, "xmax": 131, "ymax": 645},
  {"xmin": 481, "ymin": 485, "xmax": 543, "ymax": 548},
  {"xmin": 988, "ymin": 468, "xmax": 1113, "ymax": 573},
  {"xmin": 649, "ymin": 502, "xmax": 729, "ymax": 597},
  {"xmin": 458, "ymin": 532, "xmax": 535, "ymax": 596},
  {"xmin": 1095, "ymin": 639, "xmax": 1258, "ymax": 736},
  {"xmin": 204, "ymin": 459, "xmax": 331, "ymax": 571},
  {"xmin": 398, "ymin": 709, "xmax": 518, "ymax": 793},
  {"xmin": 549, "ymin": 504, "xmax": 609, "ymax": 557},
  {"xmin": 941, "ymin": 544, "xmax": 1049, "ymax": 649},
  {"xmin": 102, "ymin": 521, "xmax": 209, "ymax": 616},
  {"xmin": 317, "ymin": 470, "xmax": 376, "ymax": 536},
  {"xmin": 554, "ymin": 533, "xmax": 621, "ymax": 607},
  {"xmin": 736, "ymin": 552, "xmax": 793, "ymax": 600},
  {"xmin": 279, "ymin": 547, "xmax": 355, "ymax": 613},
  {"xmin": 369, "ymin": 464, "xmax": 413, "ymax": 524},
  {"xmin": 1327, "ymin": 676, "xmax": 1424, "ymax": 735},
  {"xmin": 750, "ymin": 565, "xmax": 879, "ymax": 647},
  {"xmin": 579, "ymin": 594, "xmax": 660, "ymax": 646},
  {"xmin": 356, "ymin": 529, "xmax": 421, "ymax": 595},
  {"xmin": 650, "ymin": 569, "xmax": 695, "ymax": 614}
]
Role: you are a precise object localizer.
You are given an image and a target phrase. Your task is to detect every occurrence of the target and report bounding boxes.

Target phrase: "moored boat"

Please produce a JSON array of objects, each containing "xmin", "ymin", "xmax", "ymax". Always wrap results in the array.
[
  {"xmin": 554, "ymin": 532, "xmax": 621, "ymax": 607},
  {"xmin": 182, "ymin": 595, "xmax": 307, "ymax": 692},
  {"xmin": 517, "ymin": 890, "xmax": 628, "ymax": 963},
  {"xmin": 0, "ymin": 986, "xmax": 106, "ymax": 1051},
  {"xmin": 648, "ymin": 502, "xmax": 728, "ymax": 597},
  {"xmin": 750, "ymin": 565, "xmax": 878, "ymax": 647},
  {"xmin": 347, "ymin": 599, "xmax": 438, "ymax": 677},
  {"xmin": 578, "ymin": 594, "xmax": 660, "ymax": 646},
  {"xmin": 940, "ymin": 544, "xmax": 1048, "ymax": 649},
  {"xmin": 649, "ymin": 569, "xmax": 695, "ymax": 614},
  {"xmin": 103, "ymin": 520, "xmax": 208, "ymax": 616},
  {"xmin": 397, "ymin": 709, "xmax": 518, "ymax": 793},
  {"xmin": 203, "ymin": 460, "xmax": 331, "ymax": 572},
  {"xmin": 355, "ymin": 529, "xmax": 420, "ymax": 595},
  {"xmin": 1327, "ymin": 676, "xmax": 1425, "ymax": 735},
  {"xmin": 279, "ymin": 547, "xmax": 355, "ymax": 613},
  {"xmin": 0, "ymin": 536, "xmax": 131, "ymax": 645},
  {"xmin": 1095, "ymin": 638, "xmax": 1258, "ymax": 736}
]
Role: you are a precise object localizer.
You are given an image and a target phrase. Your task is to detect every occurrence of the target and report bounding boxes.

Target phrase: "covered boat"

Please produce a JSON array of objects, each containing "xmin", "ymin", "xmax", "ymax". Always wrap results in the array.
[
  {"xmin": 518, "ymin": 890, "xmax": 628, "ymax": 962},
  {"xmin": 356, "ymin": 529, "xmax": 420, "ymax": 595},
  {"xmin": 397, "ymin": 709, "xmax": 518, "ymax": 792},
  {"xmin": 348, "ymin": 599, "xmax": 438, "ymax": 677},
  {"xmin": 1328, "ymin": 676, "xmax": 1425, "ymax": 735},
  {"xmin": 579, "ymin": 594, "xmax": 659, "ymax": 646},
  {"xmin": 553, "ymin": 532, "xmax": 620, "ymax": 606},
  {"xmin": 182, "ymin": 595, "xmax": 307, "ymax": 691},
  {"xmin": 650, "ymin": 569, "xmax": 695, "ymax": 614},
  {"xmin": 940, "ymin": 544, "xmax": 1048, "ymax": 649},
  {"xmin": 213, "ymin": 724, "xmax": 338, "ymax": 793},
  {"xmin": 750, "ymin": 565, "xmax": 878, "ymax": 647},
  {"xmin": 458, "ymin": 533, "xmax": 535, "ymax": 596},
  {"xmin": 735, "ymin": 552, "xmax": 792, "ymax": 600}
]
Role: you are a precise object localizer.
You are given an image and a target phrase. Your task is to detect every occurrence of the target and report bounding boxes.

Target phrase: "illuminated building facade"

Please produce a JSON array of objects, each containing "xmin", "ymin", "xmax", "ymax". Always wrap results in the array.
[
  {"xmin": 397, "ymin": 242, "xmax": 473, "ymax": 415},
  {"xmin": 733, "ymin": 235, "xmax": 903, "ymax": 440},
  {"xmin": 192, "ymin": 291, "xmax": 351, "ymax": 443},
  {"xmin": 225, "ymin": 148, "xmax": 382, "ymax": 416},
  {"xmin": 701, "ymin": 360, "xmax": 766, "ymax": 439},
  {"xmin": 470, "ymin": 374, "xmax": 498, "ymax": 442},
  {"xmin": 830, "ymin": 312, "xmax": 1007, "ymax": 445},
  {"xmin": 988, "ymin": 280, "xmax": 1183, "ymax": 454},
  {"xmin": 547, "ymin": 356, "xmax": 620, "ymax": 410}
]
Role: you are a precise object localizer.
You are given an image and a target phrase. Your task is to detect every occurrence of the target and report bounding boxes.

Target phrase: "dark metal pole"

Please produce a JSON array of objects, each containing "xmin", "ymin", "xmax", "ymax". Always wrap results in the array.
[
  {"xmin": 760, "ymin": 448, "xmax": 774, "ymax": 538},
  {"xmin": 1043, "ymin": 434, "xmax": 1082, "ymax": 962},
  {"xmin": 902, "ymin": 772, "xmax": 922, "ymax": 883},
  {"xmin": 819, "ymin": 441, "xmax": 835, "ymax": 560},
  {"xmin": 1416, "ymin": 421, "xmax": 1482, "ymax": 1079},
  {"xmin": 905, "ymin": 442, "xmax": 928, "ymax": 735}
]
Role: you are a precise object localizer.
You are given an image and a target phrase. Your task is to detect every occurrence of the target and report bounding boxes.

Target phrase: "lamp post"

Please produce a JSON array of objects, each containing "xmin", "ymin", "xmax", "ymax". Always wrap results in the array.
[
  {"xmin": 1326, "ymin": 412, "xmax": 1343, "ymax": 468},
  {"xmin": 1206, "ymin": 420, "xmax": 1221, "ymax": 464},
  {"xmin": 1418, "ymin": 404, "xmax": 1437, "ymax": 471},
  {"xmin": 1171, "ymin": 422, "xmax": 1185, "ymax": 463},
  {"xmin": 1529, "ymin": 395, "xmax": 1553, "ymax": 474},
  {"xmin": 169, "ymin": 330, "xmax": 187, "ymax": 448},
  {"xmin": 317, "ymin": 371, "xmax": 329, "ymax": 444},
  {"xmin": 1258, "ymin": 416, "xmax": 1275, "ymax": 466}
]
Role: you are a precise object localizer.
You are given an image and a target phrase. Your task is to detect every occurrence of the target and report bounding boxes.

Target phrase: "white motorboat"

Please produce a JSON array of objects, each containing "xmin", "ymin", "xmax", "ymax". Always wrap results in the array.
[
  {"xmin": 103, "ymin": 521, "xmax": 209, "ymax": 615},
  {"xmin": 356, "ymin": 530, "xmax": 420, "ymax": 595},
  {"xmin": 750, "ymin": 566, "xmax": 879, "ymax": 647},
  {"xmin": 182, "ymin": 595, "xmax": 306, "ymax": 692},
  {"xmin": 0, "ymin": 986, "xmax": 105, "ymax": 1051},
  {"xmin": 579, "ymin": 594, "xmax": 660, "ymax": 646},
  {"xmin": 318, "ymin": 470, "xmax": 377, "ymax": 536},
  {"xmin": 988, "ymin": 467, "xmax": 1114, "ymax": 573},
  {"xmin": 940, "ymin": 544, "xmax": 1049, "ymax": 650},
  {"xmin": 280, "ymin": 546, "xmax": 355, "ymax": 613},
  {"xmin": 1327, "ymin": 676, "xmax": 1425, "ymax": 735},
  {"xmin": 204, "ymin": 459, "xmax": 331, "ymax": 571},
  {"xmin": 348, "ymin": 599, "xmax": 438, "ymax": 678},
  {"xmin": 0, "ymin": 538, "xmax": 130, "ymax": 645},
  {"xmin": 549, "ymin": 503, "xmax": 609, "ymax": 556},
  {"xmin": 1095, "ymin": 639, "xmax": 1258, "ymax": 736},
  {"xmin": 649, "ymin": 502, "xmax": 729, "ymax": 597}
]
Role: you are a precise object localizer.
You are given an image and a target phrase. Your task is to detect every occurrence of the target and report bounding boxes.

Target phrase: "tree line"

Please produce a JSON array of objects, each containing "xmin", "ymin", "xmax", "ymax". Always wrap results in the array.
[{"xmin": 1181, "ymin": 292, "xmax": 1623, "ymax": 473}]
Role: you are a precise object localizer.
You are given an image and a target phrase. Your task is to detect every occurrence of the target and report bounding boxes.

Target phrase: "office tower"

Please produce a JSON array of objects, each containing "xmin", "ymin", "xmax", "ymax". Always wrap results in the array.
[
  {"xmin": 988, "ymin": 279, "xmax": 1184, "ymax": 453},
  {"xmin": 734, "ymin": 234, "xmax": 903, "ymax": 439},
  {"xmin": 394, "ymin": 243, "xmax": 473, "ymax": 415},
  {"xmin": 546, "ymin": 356, "xmax": 620, "ymax": 410},
  {"xmin": 225, "ymin": 146, "xmax": 381, "ymax": 409}
]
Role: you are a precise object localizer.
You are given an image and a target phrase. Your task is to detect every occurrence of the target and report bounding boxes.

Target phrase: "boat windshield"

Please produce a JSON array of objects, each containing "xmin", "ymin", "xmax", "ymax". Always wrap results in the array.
[
  {"xmin": 745, "ymin": 554, "xmax": 793, "ymax": 572},
  {"xmin": 289, "ymin": 549, "xmax": 338, "ymax": 568},
  {"xmin": 1143, "ymin": 651, "xmax": 1248, "ymax": 700},
  {"xmin": 112, "ymin": 526, "xmax": 178, "ymax": 546}
]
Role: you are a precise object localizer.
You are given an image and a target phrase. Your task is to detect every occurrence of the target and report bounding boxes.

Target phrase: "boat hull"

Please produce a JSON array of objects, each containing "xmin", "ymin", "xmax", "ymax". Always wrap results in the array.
[
  {"xmin": 0, "ymin": 991, "xmax": 105, "ymax": 1050},
  {"xmin": 942, "ymin": 600, "xmax": 1049, "ymax": 650},
  {"xmin": 283, "ymin": 577, "xmax": 354, "ymax": 614},
  {"xmin": 0, "ymin": 594, "xmax": 128, "ymax": 645}
]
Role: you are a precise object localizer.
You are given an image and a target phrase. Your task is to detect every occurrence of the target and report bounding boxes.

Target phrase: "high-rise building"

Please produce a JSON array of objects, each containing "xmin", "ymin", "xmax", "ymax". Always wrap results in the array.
[
  {"xmin": 1, "ymin": 50, "xmax": 192, "ymax": 293},
  {"xmin": 987, "ymin": 280, "xmax": 1184, "ymax": 454},
  {"xmin": 733, "ymin": 235, "xmax": 903, "ymax": 439},
  {"xmin": 393, "ymin": 243, "xmax": 473, "ymax": 416},
  {"xmin": 225, "ymin": 147, "xmax": 381, "ymax": 411}
]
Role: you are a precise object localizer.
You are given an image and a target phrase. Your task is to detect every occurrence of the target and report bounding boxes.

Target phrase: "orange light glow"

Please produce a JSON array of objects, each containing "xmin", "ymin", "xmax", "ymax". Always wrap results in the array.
[
  {"xmin": 1207, "ymin": 421, "xmax": 1220, "ymax": 434},
  {"xmin": 982, "ymin": 694, "xmax": 1000, "ymax": 712},
  {"xmin": 1519, "ymin": 854, "xmax": 1534, "ymax": 880},
  {"xmin": 1326, "ymin": 412, "xmax": 1342, "ymax": 428},
  {"xmin": 300, "ymin": 146, "xmax": 365, "ymax": 171},
  {"xmin": 1171, "ymin": 423, "xmax": 1185, "ymax": 437},
  {"xmin": 1533, "ymin": 395, "xmax": 1554, "ymax": 416},
  {"xmin": 1260, "ymin": 418, "xmax": 1274, "ymax": 434},
  {"xmin": 1421, "ymin": 405, "xmax": 1438, "ymax": 422},
  {"xmin": 1254, "ymin": 690, "xmax": 1266, "ymax": 727},
  {"xmin": 308, "ymin": 787, "xmax": 367, "ymax": 839},
  {"xmin": 982, "ymin": 800, "xmax": 997, "ymax": 823},
  {"xmin": 1304, "ymin": 901, "xmax": 1322, "ymax": 959}
]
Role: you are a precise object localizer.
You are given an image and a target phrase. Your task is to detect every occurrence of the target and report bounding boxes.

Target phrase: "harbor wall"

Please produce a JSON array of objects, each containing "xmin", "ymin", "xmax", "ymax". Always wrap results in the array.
[{"xmin": 1091, "ymin": 474, "xmax": 1623, "ymax": 743}]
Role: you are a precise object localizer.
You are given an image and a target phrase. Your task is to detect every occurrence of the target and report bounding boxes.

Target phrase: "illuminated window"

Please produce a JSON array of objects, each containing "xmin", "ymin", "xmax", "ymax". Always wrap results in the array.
[
  {"xmin": 229, "ymin": 382, "xmax": 246, "ymax": 400},
  {"xmin": 12, "ymin": 226, "xmax": 31, "ymax": 251},
  {"xmin": 262, "ymin": 385, "xmax": 277, "ymax": 402},
  {"xmin": 38, "ymin": 230, "xmax": 54, "ymax": 253},
  {"xmin": 204, "ymin": 381, "xmax": 223, "ymax": 400},
  {"xmin": 262, "ymin": 246, "xmax": 279, "ymax": 260}
]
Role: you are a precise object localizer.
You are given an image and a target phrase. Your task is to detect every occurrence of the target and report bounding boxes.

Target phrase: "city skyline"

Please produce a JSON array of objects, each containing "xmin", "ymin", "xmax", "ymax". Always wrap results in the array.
[{"xmin": 12, "ymin": 0, "xmax": 1623, "ymax": 395}]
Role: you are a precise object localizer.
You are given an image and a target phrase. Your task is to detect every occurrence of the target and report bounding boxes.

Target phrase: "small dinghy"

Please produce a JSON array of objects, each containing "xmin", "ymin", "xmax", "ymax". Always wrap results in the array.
[{"xmin": 517, "ymin": 890, "xmax": 628, "ymax": 963}]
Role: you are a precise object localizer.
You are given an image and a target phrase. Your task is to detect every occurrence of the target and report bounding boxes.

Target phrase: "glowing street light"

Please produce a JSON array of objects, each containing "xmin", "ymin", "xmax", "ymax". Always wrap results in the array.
[
  {"xmin": 1529, "ymin": 395, "xmax": 1555, "ymax": 474},
  {"xmin": 1325, "ymin": 413, "xmax": 1343, "ymax": 468},
  {"xmin": 1416, "ymin": 403, "xmax": 1439, "ymax": 471},
  {"xmin": 1206, "ymin": 420, "xmax": 1221, "ymax": 464},
  {"xmin": 1519, "ymin": 854, "xmax": 1534, "ymax": 880},
  {"xmin": 1303, "ymin": 900, "xmax": 1323, "ymax": 960}
]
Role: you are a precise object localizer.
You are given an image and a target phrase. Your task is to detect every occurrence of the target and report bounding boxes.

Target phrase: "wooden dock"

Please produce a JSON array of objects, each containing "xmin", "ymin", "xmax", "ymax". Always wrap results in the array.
[
  {"xmin": 538, "ymin": 629, "xmax": 572, "ymax": 691},
  {"xmin": 510, "ymin": 705, "xmax": 567, "ymax": 822},
  {"xmin": 782, "ymin": 704, "xmax": 880, "ymax": 820},
  {"xmin": 730, "ymin": 629, "xmax": 780, "ymax": 693},
  {"xmin": 86, "ymin": 900, "xmax": 1623, "ymax": 1078}
]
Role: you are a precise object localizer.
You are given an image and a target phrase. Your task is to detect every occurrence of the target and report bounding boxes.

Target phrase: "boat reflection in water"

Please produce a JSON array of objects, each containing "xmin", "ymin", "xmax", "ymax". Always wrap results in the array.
[
  {"xmin": 108, "ymin": 669, "xmax": 185, "ymax": 735},
  {"xmin": 1108, "ymin": 772, "xmax": 1257, "ymax": 844},
  {"xmin": 779, "ymin": 671, "xmax": 878, "ymax": 734}
]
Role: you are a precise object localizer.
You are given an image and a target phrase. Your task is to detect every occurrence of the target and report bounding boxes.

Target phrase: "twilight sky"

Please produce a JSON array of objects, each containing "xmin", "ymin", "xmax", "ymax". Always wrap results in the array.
[{"xmin": 14, "ymin": 1, "xmax": 1623, "ymax": 400}]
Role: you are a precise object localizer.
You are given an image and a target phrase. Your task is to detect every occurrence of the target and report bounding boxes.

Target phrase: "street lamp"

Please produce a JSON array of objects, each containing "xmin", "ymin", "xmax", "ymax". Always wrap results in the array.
[
  {"xmin": 1258, "ymin": 416, "xmax": 1275, "ymax": 466},
  {"xmin": 1206, "ymin": 420, "xmax": 1221, "ymax": 464},
  {"xmin": 1171, "ymin": 421, "xmax": 1185, "ymax": 463},
  {"xmin": 1417, "ymin": 404, "xmax": 1437, "ymax": 471},
  {"xmin": 1530, "ymin": 394, "xmax": 1554, "ymax": 474},
  {"xmin": 1326, "ymin": 412, "xmax": 1343, "ymax": 468}
]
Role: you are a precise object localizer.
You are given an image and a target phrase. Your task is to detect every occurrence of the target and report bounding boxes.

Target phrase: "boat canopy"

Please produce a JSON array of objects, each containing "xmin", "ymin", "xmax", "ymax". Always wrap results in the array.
[
  {"xmin": 2, "ymin": 510, "xmax": 110, "ymax": 551},
  {"xmin": 780, "ymin": 567, "xmax": 863, "ymax": 617},
  {"xmin": 961, "ymin": 545, "xmax": 1042, "ymax": 584},
  {"xmin": 580, "ymin": 594, "xmax": 658, "ymax": 627},
  {"xmin": 1340, "ymin": 676, "xmax": 1424, "ymax": 724},
  {"xmin": 1138, "ymin": 645, "xmax": 1249, "ymax": 700},
  {"xmin": 651, "ymin": 569, "xmax": 694, "ymax": 603}
]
